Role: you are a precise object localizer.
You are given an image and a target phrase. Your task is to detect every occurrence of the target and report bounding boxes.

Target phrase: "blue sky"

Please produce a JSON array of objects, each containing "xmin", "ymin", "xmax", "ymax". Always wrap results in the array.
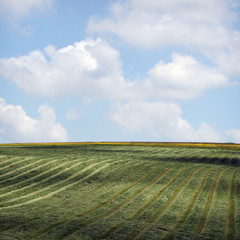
[{"xmin": 0, "ymin": 0, "xmax": 240, "ymax": 143}]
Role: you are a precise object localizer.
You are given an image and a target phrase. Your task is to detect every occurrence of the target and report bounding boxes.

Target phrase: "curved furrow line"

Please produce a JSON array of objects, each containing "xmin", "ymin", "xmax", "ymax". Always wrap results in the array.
[
  {"xmin": 0, "ymin": 163, "xmax": 133, "ymax": 234},
  {"xmin": 27, "ymin": 164, "xmax": 145, "ymax": 238},
  {"xmin": 53, "ymin": 166, "xmax": 161, "ymax": 240},
  {"xmin": 0, "ymin": 157, "xmax": 41, "ymax": 179},
  {"xmin": 74, "ymin": 166, "xmax": 155, "ymax": 218},
  {"xmin": 149, "ymin": 167, "xmax": 204, "ymax": 223},
  {"xmin": 96, "ymin": 167, "xmax": 188, "ymax": 239},
  {"xmin": 0, "ymin": 156, "xmax": 23, "ymax": 168},
  {"xmin": 163, "ymin": 169, "xmax": 214, "ymax": 240},
  {"xmin": 24, "ymin": 160, "xmax": 140, "ymax": 216},
  {"xmin": 0, "ymin": 157, "xmax": 90, "ymax": 199},
  {"xmin": 67, "ymin": 161, "xmax": 145, "ymax": 210},
  {"xmin": 83, "ymin": 167, "xmax": 175, "ymax": 240},
  {"xmin": 195, "ymin": 167, "xmax": 229, "ymax": 235},
  {"xmin": 225, "ymin": 168, "xmax": 239, "ymax": 240},
  {"xmin": 1, "ymin": 162, "xmax": 129, "ymax": 235},
  {"xmin": 0, "ymin": 156, "xmax": 58, "ymax": 184},
  {"xmin": 0, "ymin": 160, "xmax": 100, "ymax": 205},
  {"xmin": 27, "ymin": 164, "xmax": 151, "ymax": 239},
  {"xmin": 0, "ymin": 157, "xmax": 66, "ymax": 190},
  {"xmin": 0, "ymin": 156, "xmax": 105, "ymax": 194},
  {"xmin": 102, "ymin": 167, "xmax": 174, "ymax": 218},
  {"xmin": 0, "ymin": 156, "xmax": 12, "ymax": 164},
  {"xmin": 124, "ymin": 167, "xmax": 203, "ymax": 240},
  {"xmin": 127, "ymin": 167, "xmax": 188, "ymax": 221},
  {"xmin": 0, "ymin": 162, "xmax": 111, "ymax": 210},
  {"xmin": 0, "ymin": 156, "xmax": 33, "ymax": 172}
]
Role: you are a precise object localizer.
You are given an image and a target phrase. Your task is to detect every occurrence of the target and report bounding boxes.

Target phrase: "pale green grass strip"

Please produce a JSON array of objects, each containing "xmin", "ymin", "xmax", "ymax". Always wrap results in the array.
[
  {"xmin": 87, "ymin": 167, "xmax": 175, "ymax": 239},
  {"xmin": 0, "ymin": 156, "xmax": 57, "ymax": 184},
  {"xmin": 0, "ymin": 157, "xmax": 39, "ymax": 178},
  {"xmin": 54, "ymin": 166, "xmax": 160, "ymax": 240},
  {"xmin": 98, "ymin": 167, "xmax": 187, "ymax": 239},
  {"xmin": 0, "ymin": 162, "xmax": 133, "ymax": 234},
  {"xmin": 2, "ymin": 158, "xmax": 123, "ymax": 207},
  {"xmin": 25, "ymin": 160, "xmax": 139, "ymax": 216},
  {"xmin": 0, "ymin": 163, "xmax": 110, "ymax": 210},
  {"xmin": 125, "ymin": 167, "xmax": 202, "ymax": 240},
  {"xmin": 0, "ymin": 156, "xmax": 22, "ymax": 168},
  {"xmin": 0, "ymin": 157, "xmax": 90, "ymax": 200},
  {"xmin": 0, "ymin": 156, "xmax": 33, "ymax": 172},
  {"xmin": 0, "ymin": 158, "xmax": 71, "ymax": 196},
  {"xmin": 28, "ymin": 164, "xmax": 148, "ymax": 238},
  {"xmin": 0, "ymin": 161, "xmax": 98, "ymax": 205},
  {"xmin": 149, "ymin": 167, "xmax": 204, "ymax": 223},
  {"xmin": 67, "ymin": 161, "xmax": 144, "ymax": 210},
  {"xmin": 195, "ymin": 167, "xmax": 229, "ymax": 234},
  {"xmin": 102, "ymin": 167, "xmax": 174, "ymax": 218},
  {"xmin": 163, "ymin": 168, "xmax": 213, "ymax": 240},
  {"xmin": 127, "ymin": 167, "xmax": 188, "ymax": 221}
]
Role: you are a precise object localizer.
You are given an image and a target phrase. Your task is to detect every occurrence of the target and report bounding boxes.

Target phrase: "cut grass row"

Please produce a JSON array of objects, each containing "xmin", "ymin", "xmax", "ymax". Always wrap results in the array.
[
  {"xmin": 0, "ymin": 144, "xmax": 239, "ymax": 240},
  {"xmin": 0, "ymin": 160, "xmax": 143, "ymax": 234}
]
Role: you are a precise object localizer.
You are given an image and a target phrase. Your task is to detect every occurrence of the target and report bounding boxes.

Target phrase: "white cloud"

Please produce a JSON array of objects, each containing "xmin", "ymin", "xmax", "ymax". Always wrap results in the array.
[
  {"xmin": 110, "ymin": 100, "xmax": 225, "ymax": 142},
  {"xmin": 135, "ymin": 53, "xmax": 229, "ymax": 100},
  {"xmin": 131, "ymin": 0, "xmax": 237, "ymax": 24},
  {"xmin": 88, "ymin": 0, "xmax": 238, "ymax": 48},
  {"xmin": 87, "ymin": 0, "xmax": 240, "ymax": 76},
  {"xmin": 0, "ymin": 38, "xmax": 131, "ymax": 100},
  {"xmin": 225, "ymin": 129, "xmax": 240, "ymax": 143},
  {"xmin": 0, "ymin": 98, "xmax": 68, "ymax": 142},
  {"xmin": 0, "ymin": 0, "xmax": 53, "ymax": 19},
  {"xmin": 0, "ymin": 45, "xmax": 228, "ymax": 101}
]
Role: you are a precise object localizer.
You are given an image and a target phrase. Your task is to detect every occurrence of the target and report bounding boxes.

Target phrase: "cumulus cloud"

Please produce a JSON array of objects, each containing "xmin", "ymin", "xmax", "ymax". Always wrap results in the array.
[
  {"xmin": 0, "ymin": 37, "xmax": 234, "ymax": 142},
  {"xmin": 0, "ymin": 98, "xmax": 68, "ymax": 142},
  {"xmin": 87, "ymin": 0, "xmax": 240, "ymax": 76},
  {"xmin": 110, "ymin": 100, "xmax": 225, "ymax": 142},
  {"xmin": 136, "ymin": 53, "xmax": 229, "ymax": 100},
  {"xmin": 0, "ymin": 38, "xmax": 131, "ymax": 100},
  {"xmin": 88, "ymin": 0, "xmax": 237, "ymax": 48},
  {"xmin": 0, "ymin": 42, "xmax": 229, "ymax": 101}
]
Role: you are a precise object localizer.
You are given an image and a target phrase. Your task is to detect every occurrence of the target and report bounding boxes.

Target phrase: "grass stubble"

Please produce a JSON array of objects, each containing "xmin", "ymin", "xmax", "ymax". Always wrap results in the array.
[{"xmin": 0, "ymin": 142, "xmax": 239, "ymax": 240}]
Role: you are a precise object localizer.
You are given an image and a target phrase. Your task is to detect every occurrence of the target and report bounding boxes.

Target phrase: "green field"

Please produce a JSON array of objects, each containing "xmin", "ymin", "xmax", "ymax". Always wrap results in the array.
[{"xmin": 0, "ymin": 143, "xmax": 239, "ymax": 240}]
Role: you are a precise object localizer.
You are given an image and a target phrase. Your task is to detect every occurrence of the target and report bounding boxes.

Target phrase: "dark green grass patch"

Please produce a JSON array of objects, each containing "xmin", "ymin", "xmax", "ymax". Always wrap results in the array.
[{"xmin": 0, "ymin": 143, "xmax": 239, "ymax": 240}]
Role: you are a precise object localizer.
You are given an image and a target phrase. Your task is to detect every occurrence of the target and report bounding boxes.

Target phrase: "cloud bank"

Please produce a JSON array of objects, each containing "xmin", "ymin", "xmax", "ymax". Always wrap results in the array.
[
  {"xmin": 0, "ymin": 0, "xmax": 239, "ymax": 143},
  {"xmin": 0, "ymin": 37, "xmax": 238, "ymax": 142},
  {"xmin": 0, "ymin": 98, "xmax": 68, "ymax": 142},
  {"xmin": 88, "ymin": 0, "xmax": 240, "ymax": 76},
  {"xmin": 0, "ymin": 39, "xmax": 229, "ymax": 101},
  {"xmin": 0, "ymin": 38, "xmax": 129, "ymax": 100},
  {"xmin": 110, "ymin": 100, "xmax": 225, "ymax": 142}
]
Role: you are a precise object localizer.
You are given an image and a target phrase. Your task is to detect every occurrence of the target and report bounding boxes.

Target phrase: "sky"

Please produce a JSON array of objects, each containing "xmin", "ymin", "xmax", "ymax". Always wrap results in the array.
[{"xmin": 0, "ymin": 0, "xmax": 240, "ymax": 143}]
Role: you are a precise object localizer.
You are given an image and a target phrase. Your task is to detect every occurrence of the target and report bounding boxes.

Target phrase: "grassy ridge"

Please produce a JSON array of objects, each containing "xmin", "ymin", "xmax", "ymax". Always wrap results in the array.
[{"xmin": 0, "ymin": 143, "xmax": 239, "ymax": 239}]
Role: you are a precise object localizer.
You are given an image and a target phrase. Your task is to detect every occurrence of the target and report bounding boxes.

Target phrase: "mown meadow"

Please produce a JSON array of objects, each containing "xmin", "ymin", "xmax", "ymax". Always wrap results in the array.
[{"xmin": 0, "ymin": 142, "xmax": 239, "ymax": 239}]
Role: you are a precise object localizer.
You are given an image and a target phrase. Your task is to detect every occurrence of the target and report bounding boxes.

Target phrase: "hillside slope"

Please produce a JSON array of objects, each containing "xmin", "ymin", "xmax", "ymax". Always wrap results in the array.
[{"xmin": 0, "ymin": 143, "xmax": 239, "ymax": 239}]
